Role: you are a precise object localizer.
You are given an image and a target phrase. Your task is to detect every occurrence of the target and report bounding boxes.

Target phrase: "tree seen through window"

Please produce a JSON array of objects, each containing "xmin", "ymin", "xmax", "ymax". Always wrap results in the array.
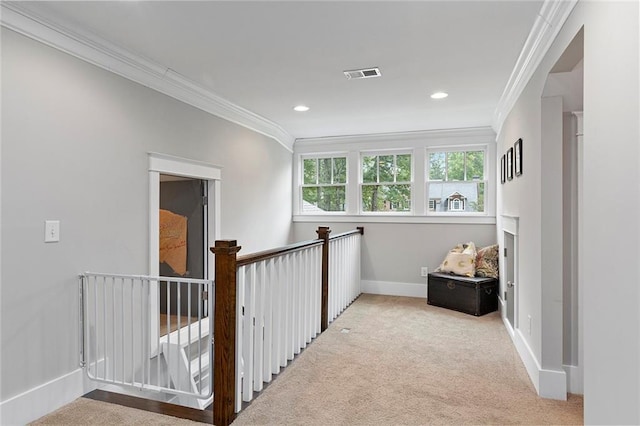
[
  {"xmin": 361, "ymin": 153, "xmax": 412, "ymax": 212},
  {"xmin": 302, "ymin": 156, "xmax": 347, "ymax": 212}
]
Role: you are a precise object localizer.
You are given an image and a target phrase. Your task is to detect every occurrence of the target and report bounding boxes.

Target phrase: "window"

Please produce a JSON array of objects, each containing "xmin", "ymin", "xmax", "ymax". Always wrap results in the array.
[
  {"xmin": 427, "ymin": 149, "xmax": 486, "ymax": 213},
  {"xmin": 301, "ymin": 156, "xmax": 347, "ymax": 212},
  {"xmin": 295, "ymin": 130, "xmax": 494, "ymax": 221},
  {"xmin": 449, "ymin": 196, "xmax": 465, "ymax": 211},
  {"xmin": 361, "ymin": 152, "xmax": 412, "ymax": 212}
]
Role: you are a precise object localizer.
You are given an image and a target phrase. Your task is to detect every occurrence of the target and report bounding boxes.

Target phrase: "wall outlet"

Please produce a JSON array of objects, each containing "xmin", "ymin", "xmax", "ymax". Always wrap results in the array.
[{"xmin": 420, "ymin": 267, "xmax": 429, "ymax": 277}]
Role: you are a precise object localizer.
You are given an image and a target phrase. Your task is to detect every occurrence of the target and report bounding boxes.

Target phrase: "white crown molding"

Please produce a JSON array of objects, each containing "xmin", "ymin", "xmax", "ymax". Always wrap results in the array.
[
  {"xmin": 0, "ymin": 3, "xmax": 295, "ymax": 152},
  {"xmin": 492, "ymin": 0, "xmax": 578, "ymax": 136},
  {"xmin": 295, "ymin": 126, "xmax": 496, "ymax": 150}
]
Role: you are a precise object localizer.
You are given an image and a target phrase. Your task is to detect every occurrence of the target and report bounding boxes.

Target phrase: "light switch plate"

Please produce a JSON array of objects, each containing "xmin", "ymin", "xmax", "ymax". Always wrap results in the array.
[{"xmin": 45, "ymin": 220, "xmax": 60, "ymax": 243}]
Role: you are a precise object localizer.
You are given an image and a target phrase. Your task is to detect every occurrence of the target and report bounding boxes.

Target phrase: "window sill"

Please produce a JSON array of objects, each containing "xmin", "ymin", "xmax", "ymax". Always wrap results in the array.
[{"xmin": 293, "ymin": 214, "xmax": 496, "ymax": 225}]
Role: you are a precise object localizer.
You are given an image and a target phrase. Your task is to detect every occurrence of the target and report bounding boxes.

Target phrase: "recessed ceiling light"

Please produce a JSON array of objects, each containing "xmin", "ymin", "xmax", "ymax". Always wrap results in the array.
[
  {"xmin": 293, "ymin": 105, "xmax": 310, "ymax": 112},
  {"xmin": 431, "ymin": 92, "xmax": 448, "ymax": 99}
]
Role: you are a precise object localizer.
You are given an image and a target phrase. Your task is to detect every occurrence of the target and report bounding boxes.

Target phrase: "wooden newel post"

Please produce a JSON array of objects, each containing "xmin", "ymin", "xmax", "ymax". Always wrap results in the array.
[
  {"xmin": 211, "ymin": 240, "xmax": 241, "ymax": 426},
  {"xmin": 316, "ymin": 226, "xmax": 331, "ymax": 331}
]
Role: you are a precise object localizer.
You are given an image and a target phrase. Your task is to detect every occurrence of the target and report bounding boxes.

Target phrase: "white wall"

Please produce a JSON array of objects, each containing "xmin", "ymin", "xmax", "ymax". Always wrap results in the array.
[
  {"xmin": 540, "ymin": 95, "xmax": 563, "ymax": 374},
  {"xmin": 498, "ymin": 80, "xmax": 544, "ymax": 365},
  {"xmin": 0, "ymin": 27, "xmax": 292, "ymax": 421},
  {"xmin": 544, "ymin": 58, "xmax": 584, "ymax": 371},
  {"xmin": 562, "ymin": 112, "xmax": 579, "ymax": 368},
  {"xmin": 293, "ymin": 222, "xmax": 496, "ymax": 296},
  {"xmin": 580, "ymin": 2, "xmax": 639, "ymax": 422},
  {"xmin": 498, "ymin": 1, "xmax": 639, "ymax": 422}
]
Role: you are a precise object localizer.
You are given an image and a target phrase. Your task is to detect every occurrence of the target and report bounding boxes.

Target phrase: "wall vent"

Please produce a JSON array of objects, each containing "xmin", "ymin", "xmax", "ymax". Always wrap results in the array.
[{"xmin": 343, "ymin": 67, "xmax": 381, "ymax": 80}]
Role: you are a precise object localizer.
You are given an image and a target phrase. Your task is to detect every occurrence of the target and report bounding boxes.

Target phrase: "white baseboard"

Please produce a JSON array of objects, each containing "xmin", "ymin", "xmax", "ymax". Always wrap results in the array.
[
  {"xmin": 361, "ymin": 280, "xmax": 427, "ymax": 298},
  {"xmin": 498, "ymin": 296, "xmax": 506, "ymax": 317},
  {"xmin": 0, "ymin": 368, "xmax": 95, "ymax": 425},
  {"xmin": 563, "ymin": 364, "xmax": 583, "ymax": 394},
  {"xmin": 503, "ymin": 324, "xmax": 567, "ymax": 401},
  {"xmin": 511, "ymin": 328, "xmax": 541, "ymax": 394},
  {"xmin": 539, "ymin": 367, "xmax": 568, "ymax": 400}
]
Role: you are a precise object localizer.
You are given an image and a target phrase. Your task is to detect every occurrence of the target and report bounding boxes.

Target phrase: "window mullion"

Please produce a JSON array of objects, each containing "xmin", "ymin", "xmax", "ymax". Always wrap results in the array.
[
  {"xmin": 445, "ymin": 152, "xmax": 449, "ymax": 181},
  {"xmin": 463, "ymin": 152, "xmax": 467, "ymax": 181},
  {"xmin": 393, "ymin": 154, "xmax": 397, "ymax": 183},
  {"xmin": 331, "ymin": 157, "xmax": 336, "ymax": 183}
]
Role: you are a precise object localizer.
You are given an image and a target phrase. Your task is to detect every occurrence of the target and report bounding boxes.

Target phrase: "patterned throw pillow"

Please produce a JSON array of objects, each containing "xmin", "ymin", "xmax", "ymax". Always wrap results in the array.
[
  {"xmin": 435, "ymin": 242, "xmax": 477, "ymax": 277},
  {"xmin": 475, "ymin": 244, "xmax": 499, "ymax": 278}
]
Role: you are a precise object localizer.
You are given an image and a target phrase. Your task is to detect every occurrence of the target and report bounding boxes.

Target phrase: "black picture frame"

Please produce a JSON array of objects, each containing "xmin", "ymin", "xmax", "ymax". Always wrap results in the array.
[
  {"xmin": 514, "ymin": 138, "xmax": 523, "ymax": 176},
  {"xmin": 500, "ymin": 154, "xmax": 506, "ymax": 184},
  {"xmin": 507, "ymin": 147, "xmax": 514, "ymax": 181}
]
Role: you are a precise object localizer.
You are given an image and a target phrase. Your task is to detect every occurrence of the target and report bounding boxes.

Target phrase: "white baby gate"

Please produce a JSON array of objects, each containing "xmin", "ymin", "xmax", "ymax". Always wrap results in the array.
[{"xmin": 79, "ymin": 272, "xmax": 214, "ymax": 406}]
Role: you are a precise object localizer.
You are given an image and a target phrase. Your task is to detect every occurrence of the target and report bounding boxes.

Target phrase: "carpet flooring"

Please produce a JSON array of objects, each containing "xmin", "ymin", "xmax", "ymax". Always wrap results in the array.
[
  {"xmin": 232, "ymin": 294, "xmax": 583, "ymax": 425},
  {"xmin": 31, "ymin": 294, "xmax": 583, "ymax": 425}
]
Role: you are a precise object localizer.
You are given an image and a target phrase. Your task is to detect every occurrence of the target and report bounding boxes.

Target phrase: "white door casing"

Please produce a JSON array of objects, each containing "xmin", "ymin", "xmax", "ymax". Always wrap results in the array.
[{"xmin": 148, "ymin": 152, "xmax": 222, "ymax": 354}]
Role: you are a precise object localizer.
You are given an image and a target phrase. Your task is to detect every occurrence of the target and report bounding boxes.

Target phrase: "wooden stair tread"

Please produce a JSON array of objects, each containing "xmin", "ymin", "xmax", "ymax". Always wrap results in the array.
[
  {"xmin": 159, "ymin": 317, "xmax": 210, "ymax": 348},
  {"xmin": 190, "ymin": 352, "xmax": 211, "ymax": 374}
]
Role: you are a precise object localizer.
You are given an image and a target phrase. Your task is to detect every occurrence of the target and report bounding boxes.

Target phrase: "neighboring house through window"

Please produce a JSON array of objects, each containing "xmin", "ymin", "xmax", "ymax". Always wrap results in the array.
[
  {"xmin": 448, "ymin": 193, "xmax": 466, "ymax": 211},
  {"xmin": 427, "ymin": 149, "xmax": 486, "ymax": 213}
]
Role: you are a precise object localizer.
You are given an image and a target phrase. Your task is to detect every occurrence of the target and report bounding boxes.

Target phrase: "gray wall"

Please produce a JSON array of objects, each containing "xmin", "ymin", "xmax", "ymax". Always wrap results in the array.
[
  {"xmin": 0, "ymin": 28, "xmax": 292, "ymax": 401},
  {"xmin": 498, "ymin": 1, "xmax": 639, "ymax": 422},
  {"xmin": 561, "ymin": 112, "xmax": 579, "ymax": 367},
  {"xmin": 293, "ymin": 222, "xmax": 496, "ymax": 284}
]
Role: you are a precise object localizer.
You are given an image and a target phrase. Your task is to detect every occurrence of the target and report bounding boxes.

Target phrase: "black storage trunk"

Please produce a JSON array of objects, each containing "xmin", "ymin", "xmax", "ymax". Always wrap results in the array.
[{"xmin": 427, "ymin": 272, "xmax": 498, "ymax": 316}]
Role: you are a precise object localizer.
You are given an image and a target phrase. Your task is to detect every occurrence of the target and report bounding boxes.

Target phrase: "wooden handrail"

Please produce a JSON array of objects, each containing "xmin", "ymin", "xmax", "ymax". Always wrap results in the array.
[
  {"xmin": 236, "ymin": 239, "xmax": 323, "ymax": 267},
  {"xmin": 329, "ymin": 227, "xmax": 364, "ymax": 241}
]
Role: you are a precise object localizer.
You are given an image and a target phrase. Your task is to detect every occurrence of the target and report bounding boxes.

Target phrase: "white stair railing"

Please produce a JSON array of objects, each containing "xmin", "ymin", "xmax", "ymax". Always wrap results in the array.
[
  {"xmin": 79, "ymin": 272, "xmax": 214, "ymax": 407},
  {"xmin": 226, "ymin": 227, "xmax": 363, "ymax": 413},
  {"xmin": 328, "ymin": 229, "xmax": 363, "ymax": 324},
  {"xmin": 234, "ymin": 241, "xmax": 323, "ymax": 411}
]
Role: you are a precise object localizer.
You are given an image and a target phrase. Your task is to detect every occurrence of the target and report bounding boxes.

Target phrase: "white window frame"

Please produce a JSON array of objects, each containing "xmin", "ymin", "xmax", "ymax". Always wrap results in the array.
[
  {"xmin": 426, "ymin": 145, "xmax": 489, "ymax": 217},
  {"xmin": 292, "ymin": 128, "xmax": 496, "ymax": 224},
  {"xmin": 359, "ymin": 150, "xmax": 414, "ymax": 215},
  {"xmin": 298, "ymin": 153, "xmax": 348, "ymax": 214}
]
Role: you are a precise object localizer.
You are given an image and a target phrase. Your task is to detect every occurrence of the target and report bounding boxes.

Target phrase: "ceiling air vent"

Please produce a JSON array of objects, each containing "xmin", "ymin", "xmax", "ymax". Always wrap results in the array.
[{"xmin": 343, "ymin": 67, "xmax": 381, "ymax": 80}]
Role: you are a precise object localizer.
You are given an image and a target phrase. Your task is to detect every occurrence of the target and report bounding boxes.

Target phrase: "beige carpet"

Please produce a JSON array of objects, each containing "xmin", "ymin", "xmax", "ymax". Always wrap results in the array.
[
  {"xmin": 232, "ymin": 294, "xmax": 583, "ymax": 425},
  {"xmin": 31, "ymin": 294, "xmax": 583, "ymax": 425}
]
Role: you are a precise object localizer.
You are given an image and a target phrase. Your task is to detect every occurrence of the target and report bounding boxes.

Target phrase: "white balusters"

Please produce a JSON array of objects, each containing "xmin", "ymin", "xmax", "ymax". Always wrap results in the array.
[
  {"xmin": 235, "ymin": 243, "xmax": 323, "ymax": 407},
  {"xmin": 229, "ymin": 229, "xmax": 362, "ymax": 413},
  {"xmin": 327, "ymin": 232, "xmax": 362, "ymax": 325}
]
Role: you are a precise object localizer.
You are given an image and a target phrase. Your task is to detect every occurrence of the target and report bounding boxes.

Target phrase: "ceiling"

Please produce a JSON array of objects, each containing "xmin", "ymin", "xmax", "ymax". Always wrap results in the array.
[{"xmin": 13, "ymin": 1, "xmax": 544, "ymax": 141}]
